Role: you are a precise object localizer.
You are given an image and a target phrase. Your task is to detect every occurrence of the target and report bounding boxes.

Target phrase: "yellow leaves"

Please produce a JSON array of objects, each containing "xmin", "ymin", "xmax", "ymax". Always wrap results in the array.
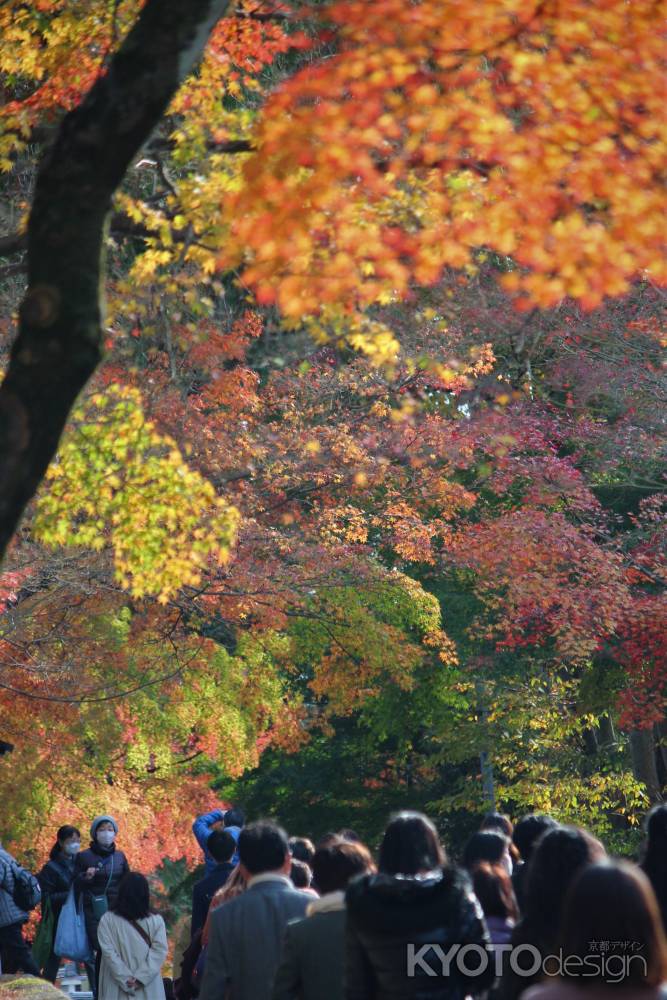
[
  {"xmin": 34, "ymin": 385, "xmax": 239, "ymax": 603},
  {"xmin": 304, "ymin": 309, "xmax": 401, "ymax": 367}
]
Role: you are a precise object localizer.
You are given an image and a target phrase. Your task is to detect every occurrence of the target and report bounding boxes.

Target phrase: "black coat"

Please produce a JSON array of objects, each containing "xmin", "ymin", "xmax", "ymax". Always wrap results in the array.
[
  {"xmin": 75, "ymin": 842, "xmax": 129, "ymax": 947},
  {"xmin": 37, "ymin": 853, "xmax": 76, "ymax": 918},
  {"xmin": 345, "ymin": 868, "xmax": 494, "ymax": 1000},
  {"xmin": 191, "ymin": 861, "xmax": 235, "ymax": 937}
]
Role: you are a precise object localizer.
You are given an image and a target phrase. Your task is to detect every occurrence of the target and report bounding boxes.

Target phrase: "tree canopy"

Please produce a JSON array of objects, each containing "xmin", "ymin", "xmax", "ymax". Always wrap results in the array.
[{"xmin": 0, "ymin": 0, "xmax": 665, "ymax": 861}]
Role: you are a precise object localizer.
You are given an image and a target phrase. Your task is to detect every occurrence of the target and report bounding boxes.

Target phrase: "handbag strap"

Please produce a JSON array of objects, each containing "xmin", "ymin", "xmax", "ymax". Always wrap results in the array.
[
  {"xmin": 128, "ymin": 917, "xmax": 152, "ymax": 950},
  {"xmin": 96, "ymin": 853, "xmax": 114, "ymax": 895}
]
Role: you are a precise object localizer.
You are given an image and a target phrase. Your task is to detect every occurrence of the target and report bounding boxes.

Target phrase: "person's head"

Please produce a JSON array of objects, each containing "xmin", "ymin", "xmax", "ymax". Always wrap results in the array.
[
  {"xmin": 224, "ymin": 807, "xmax": 245, "ymax": 829},
  {"xmin": 480, "ymin": 812, "xmax": 513, "ymax": 839},
  {"xmin": 289, "ymin": 837, "xmax": 315, "ymax": 865},
  {"xmin": 113, "ymin": 872, "xmax": 151, "ymax": 921},
  {"xmin": 644, "ymin": 803, "xmax": 667, "ymax": 868},
  {"xmin": 378, "ymin": 811, "xmax": 445, "ymax": 876},
  {"xmin": 90, "ymin": 815, "xmax": 118, "ymax": 848},
  {"xmin": 50, "ymin": 825, "xmax": 81, "ymax": 861},
  {"xmin": 317, "ymin": 832, "xmax": 340, "ymax": 849},
  {"xmin": 512, "ymin": 813, "xmax": 558, "ymax": 862},
  {"xmin": 472, "ymin": 862, "xmax": 518, "ymax": 923},
  {"xmin": 312, "ymin": 839, "xmax": 375, "ymax": 895},
  {"xmin": 238, "ymin": 820, "xmax": 290, "ymax": 877},
  {"xmin": 560, "ymin": 862, "xmax": 667, "ymax": 988},
  {"xmin": 523, "ymin": 825, "xmax": 606, "ymax": 947},
  {"xmin": 463, "ymin": 831, "xmax": 512, "ymax": 875},
  {"xmin": 337, "ymin": 828, "xmax": 362, "ymax": 843},
  {"xmin": 207, "ymin": 829, "xmax": 236, "ymax": 865},
  {"xmin": 290, "ymin": 859, "xmax": 312, "ymax": 888}
]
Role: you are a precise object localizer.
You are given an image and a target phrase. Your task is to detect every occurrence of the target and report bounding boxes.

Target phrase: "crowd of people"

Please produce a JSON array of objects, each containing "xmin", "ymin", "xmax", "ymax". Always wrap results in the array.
[{"xmin": 1, "ymin": 803, "xmax": 667, "ymax": 999}]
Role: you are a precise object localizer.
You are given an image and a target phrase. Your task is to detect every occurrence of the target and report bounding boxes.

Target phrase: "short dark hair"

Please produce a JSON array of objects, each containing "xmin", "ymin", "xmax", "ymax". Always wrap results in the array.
[
  {"xmin": 290, "ymin": 859, "xmax": 312, "ymax": 888},
  {"xmin": 238, "ymin": 820, "xmax": 289, "ymax": 875},
  {"xmin": 463, "ymin": 831, "xmax": 509, "ymax": 871},
  {"xmin": 472, "ymin": 862, "xmax": 518, "ymax": 921},
  {"xmin": 289, "ymin": 837, "xmax": 315, "ymax": 864},
  {"xmin": 378, "ymin": 811, "xmax": 445, "ymax": 876},
  {"xmin": 312, "ymin": 840, "xmax": 374, "ymax": 894},
  {"xmin": 561, "ymin": 862, "xmax": 667, "ymax": 988},
  {"xmin": 113, "ymin": 872, "xmax": 151, "ymax": 921},
  {"xmin": 337, "ymin": 829, "xmax": 361, "ymax": 843},
  {"xmin": 480, "ymin": 812, "xmax": 513, "ymax": 839},
  {"xmin": 207, "ymin": 829, "xmax": 236, "ymax": 864},
  {"xmin": 512, "ymin": 813, "xmax": 558, "ymax": 862},
  {"xmin": 224, "ymin": 807, "xmax": 245, "ymax": 828}
]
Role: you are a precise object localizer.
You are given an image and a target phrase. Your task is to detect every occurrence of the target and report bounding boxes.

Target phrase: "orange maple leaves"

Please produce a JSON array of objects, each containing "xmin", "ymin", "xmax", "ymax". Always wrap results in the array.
[{"xmin": 221, "ymin": 0, "xmax": 666, "ymax": 315}]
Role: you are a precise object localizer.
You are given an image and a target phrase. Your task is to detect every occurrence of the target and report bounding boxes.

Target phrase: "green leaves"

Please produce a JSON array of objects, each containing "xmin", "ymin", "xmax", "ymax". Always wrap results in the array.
[{"xmin": 34, "ymin": 384, "xmax": 239, "ymax": 602}]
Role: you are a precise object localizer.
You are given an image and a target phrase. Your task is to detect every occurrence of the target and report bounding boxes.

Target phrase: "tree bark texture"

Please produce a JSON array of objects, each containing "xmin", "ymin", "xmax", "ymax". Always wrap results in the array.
[
  {"xmin": 0, "ymin": 0, "xmax": 232, "ymax": 562},
  {"xmin": 629, "ymin": 728, "xmax": 663, "ymax": 802}
]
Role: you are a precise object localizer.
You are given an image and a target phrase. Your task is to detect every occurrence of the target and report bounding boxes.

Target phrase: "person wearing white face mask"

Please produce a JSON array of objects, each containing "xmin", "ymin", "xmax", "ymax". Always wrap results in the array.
[
  {"xmin": 76, "ymin": 815, "xmax": 130, "ymax": 998},
  {"xmin": 37, "ymin": 824, "xmax": 82, "ymax": 982}
]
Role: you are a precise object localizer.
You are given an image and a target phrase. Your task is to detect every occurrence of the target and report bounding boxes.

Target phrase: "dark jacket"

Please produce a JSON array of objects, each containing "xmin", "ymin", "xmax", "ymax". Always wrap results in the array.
[
  {"xmin": 511, "ymin": 861, "xmax": 527, "ymax": 913},
  {"xmin": 272, "ymin": 892, "xmax": 346, "ymax": 1000},
  {"xmin": 191, "ymin": 862, "xmax": 235, "ymax": 938},
  {"xmin": 38, "ymin": 853, "xmax": 76, "ymax": 918},
  {"xmin": 345, "ymin": 867, "xmax": 494, "ymax": 1000},
  {"xmin": 499, "ymin": 917, "xmax": 553, "ymax": 1000},
  {"xmin": 175, "ymin": 928, "xmax": 203, "ymax": 1000},
  {"xmin": 75, "ymin": 842, "xmax": 129, "ymax": 947},
  {"xmin": 641, "ymin": 859, "xmax": 667, "ymax": 932}
]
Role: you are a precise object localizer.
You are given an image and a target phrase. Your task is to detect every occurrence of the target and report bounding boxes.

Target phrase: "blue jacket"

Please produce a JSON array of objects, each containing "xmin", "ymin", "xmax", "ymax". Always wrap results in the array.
[{"xmin": 192, "ymin": 811, "xmax": 240, "ymax": 873}]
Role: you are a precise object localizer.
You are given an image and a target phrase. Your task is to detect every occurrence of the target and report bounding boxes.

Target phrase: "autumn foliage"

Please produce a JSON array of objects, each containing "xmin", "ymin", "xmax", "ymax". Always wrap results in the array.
[{"xmin": 0, "ymin": 0, "xmax": 665, "ymax": 863}]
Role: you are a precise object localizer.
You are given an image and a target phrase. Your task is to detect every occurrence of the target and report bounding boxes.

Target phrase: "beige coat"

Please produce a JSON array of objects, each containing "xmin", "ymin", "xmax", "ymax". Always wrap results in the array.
[{"xmin": 97, "ymin": 911, "xmax": 168, "ymax": 1000}]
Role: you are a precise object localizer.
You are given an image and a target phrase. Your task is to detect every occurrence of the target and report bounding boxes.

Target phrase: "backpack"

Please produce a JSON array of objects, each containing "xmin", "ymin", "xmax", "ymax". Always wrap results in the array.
[{"xmin": 11, "ymin": 862, "xmax": 42, "ymax": 911}]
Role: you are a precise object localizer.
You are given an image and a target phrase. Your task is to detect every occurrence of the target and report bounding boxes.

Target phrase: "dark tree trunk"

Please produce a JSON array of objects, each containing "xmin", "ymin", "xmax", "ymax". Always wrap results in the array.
[
  {"xmin": 0, "ymin": 0, "xmax": 232, "ymax": 562},
  {"xmin": 598, "ymin": 713, "xmax": 617, "ymax": 749},
  {"xmin": 582, "ymin": 726, "xmax": 599, "ymax": 755},
  {"xmin": 629, "ymin": 728, "xmax": 662, "ymax": 802}
]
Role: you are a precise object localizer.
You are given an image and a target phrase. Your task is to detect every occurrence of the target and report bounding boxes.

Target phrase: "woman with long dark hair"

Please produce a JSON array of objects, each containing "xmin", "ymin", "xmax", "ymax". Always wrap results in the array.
[
  {"xmin": 501, "ymin": 826, "xmax": 606, "ymax": 1000},
  {"xmin": 345, "ymin": 810, "xmax": 494, "ymax": 999},
  {"xmin": 463, "ymin": 831, "xmax": 513, "ymax": 876},
  {"xmin": 97, "ymin": 871, "xmax": 168, "ymax": 1000},
  {"xmin": 522, "ymin": 861, "xmax": 667, "ymax": 999},
  {"xmin": 36, "ymin": 824, "xmax": 81, "ymax": 982},
  {"xmin": 471, "ymin": 862, "xmax": 517, "ymax": 947},
  {"xmin": 641, "ymin": 803, "xmax": 667, "ymax": 931}
]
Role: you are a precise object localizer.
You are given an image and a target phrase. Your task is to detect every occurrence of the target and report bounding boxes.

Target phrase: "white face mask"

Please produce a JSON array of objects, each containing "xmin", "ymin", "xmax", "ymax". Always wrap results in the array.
[
  {"xmin": 65, "ymin": 842, "xmax": 80, "ymax": 856},
  {"xmin": 97, "ymin": 830, "xmax": 116, "ymax": 847}
]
